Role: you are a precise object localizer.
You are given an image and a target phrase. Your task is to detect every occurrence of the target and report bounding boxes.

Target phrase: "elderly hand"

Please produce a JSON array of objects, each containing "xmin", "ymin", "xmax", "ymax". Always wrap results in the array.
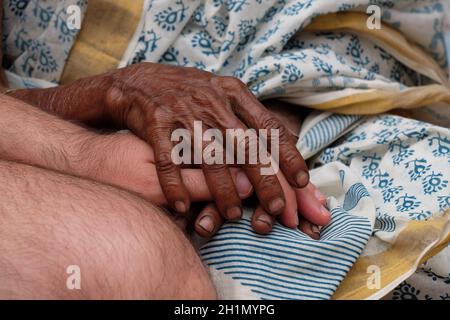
[{"xmin": 11, "ymin": 62, "xmax": 309, "ymax": 224}]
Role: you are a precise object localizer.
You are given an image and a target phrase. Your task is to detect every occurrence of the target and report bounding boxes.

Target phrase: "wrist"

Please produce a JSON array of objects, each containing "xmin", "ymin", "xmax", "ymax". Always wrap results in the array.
[
  {"xmin": 0, "ymin": 94, "xmax": 103, "ymax": 176},
  {"xmin": 9, "ymin": 87, "xmax": 59, "ymax": 113},
  {"xmin": 65, "ymin": 130, "xmax": 111, "ymax": 181},
  {"xmin": 67, "ymin": 131, "xmax": 138, "ymax": 188}
]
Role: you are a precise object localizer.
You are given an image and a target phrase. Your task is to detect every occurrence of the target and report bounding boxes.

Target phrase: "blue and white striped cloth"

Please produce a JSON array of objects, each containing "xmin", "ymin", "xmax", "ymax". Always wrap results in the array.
[
  {"xmin": 201, "ymin": 114, "xmax": 450, "ymax": 300},
  {"xmin": 201, "ymin": 208, "xmax": 372, "ymax": 300}
]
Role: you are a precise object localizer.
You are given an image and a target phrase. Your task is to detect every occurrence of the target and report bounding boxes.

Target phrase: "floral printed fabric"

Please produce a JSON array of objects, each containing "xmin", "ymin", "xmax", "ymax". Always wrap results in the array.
[
  {"xmin": 3, "ymin": 0, "xmax": 87, "ymax": 83},
  {"xmin": 384, "ymin": 245, "xmax": 450, "ymax": 300},
  {"xmin": 204, "ymin": 113, "xmax": 449, "ymax": 300},
  {"xmin": 310, "ymin": 115, "xmax": 449, "ymax": 220},
  {"xmin": 3, "ymin": 1, "xmax": 449, "ymax": 95},
  {"xmin": 306, "ymin": 113, "xmax": 450, "ymax": 300},
  {"xmin": 122, "ymin": 0, "xmax": 448, "ymax": 100}
]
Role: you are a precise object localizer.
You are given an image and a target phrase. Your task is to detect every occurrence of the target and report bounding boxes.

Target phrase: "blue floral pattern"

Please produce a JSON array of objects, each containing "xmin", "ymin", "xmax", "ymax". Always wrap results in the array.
[
  {"xmin": 3, "ymin": 0, "xmax": 87, "ymax": 83},
  {"xmin": 311, "ymin": 114, "xmax": 450, "ymax": 222},
  {"xmin": 307, "ymin": 114, "xmax": 450, "ymax": 300},
  {"xmin": 385, "ymin": 245, "xmax": 450, "ymax": 300},
  {"xmin": 121, "ymin": 0, "xmax": 448, "ymax": 101}
]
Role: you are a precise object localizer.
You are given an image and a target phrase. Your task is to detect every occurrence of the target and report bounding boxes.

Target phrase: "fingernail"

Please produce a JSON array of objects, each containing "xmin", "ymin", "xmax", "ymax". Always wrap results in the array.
[
  {"xmin": 314, "ymin": 189, "xmax": 327, "ymax": 202},
  {"xmin": 174, "ymin": 201, "xmax": 187, "ymax": 213},
  {"xmin": 312, "ymin": 225, "xmax": 321, "ymax": 235},
  {"xmin": 257, "ymin": 214, "xmax": 273, "ymax": 227},
  {"xmin": 227, "ymin": 206, "xmax": 242, "ymax": 220},
  {"xmin": 321, "ymin": 206, "xmax": 331, "ymax": 217},
  {"xmin": 236, "ymin": 171, "xmax": 252, "ymax": 197},
  {"xmin": 294, "ymin": 212, "xmax": 299, "ymax": 227},
  {"xmin": 296, "ymin": 171, "xmax": 309, "ymax": 187},
  {"xmin": 198, "ymin": 215, "xmax": 215, "ymax": 233},
  {"xmin": 269, "ymin": 197, "xmax": 285, "ymax": 214}
]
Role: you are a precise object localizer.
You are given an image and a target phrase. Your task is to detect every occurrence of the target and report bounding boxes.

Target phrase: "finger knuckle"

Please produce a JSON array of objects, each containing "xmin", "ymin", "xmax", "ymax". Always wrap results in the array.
[
  {"xmin": 205, "ymin": 166, "xmax": 235, "ymax": 191},
  {"xmin": 156, "ymin": 152, "xmax": 175, "ymax": 173},
  {"xmin": 220, "ymin": 76, "xmax": 247, "ymax": 91},
  {"xmin": 105, "ymin": 85, "xmax": 128, "ymax": 109},
  {"xmin": 213, "ymin": 180, "xmax": 232, "ymax": 195},
  {"xmin": 191, "ymin": 88, "xmax": 217, "ymax": 106},
  {"xmin": 283, "ymin": 148, "xmax": 301, "ymax": 165},
  {"xmin": 257, "ymin": 175, "xmax": 279, "ymax": 192},
  {"xmin": 258, "ymin": 112, "xmax": 282, "ymax": 130}
]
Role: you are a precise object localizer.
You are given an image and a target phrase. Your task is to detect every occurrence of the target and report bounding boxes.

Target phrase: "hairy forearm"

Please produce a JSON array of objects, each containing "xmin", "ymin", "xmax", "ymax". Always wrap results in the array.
[{"xmin": 0, "ymin": 94, "xmax": 98, "ymax": 175}]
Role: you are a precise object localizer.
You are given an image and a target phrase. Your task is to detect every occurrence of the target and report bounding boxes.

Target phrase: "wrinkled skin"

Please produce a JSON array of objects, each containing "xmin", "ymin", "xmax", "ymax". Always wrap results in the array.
[{"xmin": 12, "ymin": 62, "xmax": 312, "ymax": 228}]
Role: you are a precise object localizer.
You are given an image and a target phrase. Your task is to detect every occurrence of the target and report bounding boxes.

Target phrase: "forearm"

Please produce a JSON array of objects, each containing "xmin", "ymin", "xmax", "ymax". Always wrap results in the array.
[
  {"xmin": 9, "ymin": 76, "xmax": 114, "ymax": 127},
  {"xmin": 0, "ymin": 94, "xmax": 98, "ymax": 175}
]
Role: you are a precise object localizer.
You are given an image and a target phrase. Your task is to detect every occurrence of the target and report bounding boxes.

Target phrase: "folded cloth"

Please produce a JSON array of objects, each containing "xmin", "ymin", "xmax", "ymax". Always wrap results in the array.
[
  {"xmin": 120, "ymin": 0, "xmax": 450, "ymax": 114},
  {"xmin": 202, "ymin": 208, "xmax": 372, "ymax": 300},
  {"xmin": 5, "ymin": 1, "xmax": 450, "ymax": 115},
  {"xmin": 383, "ymin": 246, "xmax": 450, "ymax": 300},
  {"xmin": 204, "ymin": 113, "xmax": 449, "ymax": 300},
  {"xmin": 309, "ymin": 114, "xmax": 449, "ymax": 299}
]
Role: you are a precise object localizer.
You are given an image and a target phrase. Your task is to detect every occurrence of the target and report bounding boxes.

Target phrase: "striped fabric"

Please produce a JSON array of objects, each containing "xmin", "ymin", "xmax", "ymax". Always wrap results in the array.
[
  {"xmin": 202, "ymin": 114, "xmax": 449, "ymax": 300},
  {"xmin": 373, "ymin": 214, "xmax": 397, "ymax": 234},
  {"xmin": 301, "ymin": 114, "xmax": 361, "ymax": 154},
  {"xmin": 201, "ymin": 208, "xmax": 372, "ymax": 300},
  {"xmin": 343, "ymin": 183, "xmax": 370, "ymax": 211}
]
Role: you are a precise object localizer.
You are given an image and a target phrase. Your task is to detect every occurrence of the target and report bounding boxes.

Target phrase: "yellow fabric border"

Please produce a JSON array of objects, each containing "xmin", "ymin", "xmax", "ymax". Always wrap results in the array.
[
  {"xmin": 60, "ymin": 8, "xmax": 450, "ymax": 115},
  {"xmin": 60, "ymin": 0, "xmax": 144, "ymax": 84},
  {"xmin": 305, "ymin": 12, "xmax": 449, "ymax": 86},
  {"xmin": 333, "ymin": 210, "xmax": 450, "ymax": 300},
  {"xmin": 309, "ymin": 85, "xmax": 450, "ymax": 114},
  {"xmin": 301, "ymin": 12, "xmax": 450, "ymax": 115}
]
